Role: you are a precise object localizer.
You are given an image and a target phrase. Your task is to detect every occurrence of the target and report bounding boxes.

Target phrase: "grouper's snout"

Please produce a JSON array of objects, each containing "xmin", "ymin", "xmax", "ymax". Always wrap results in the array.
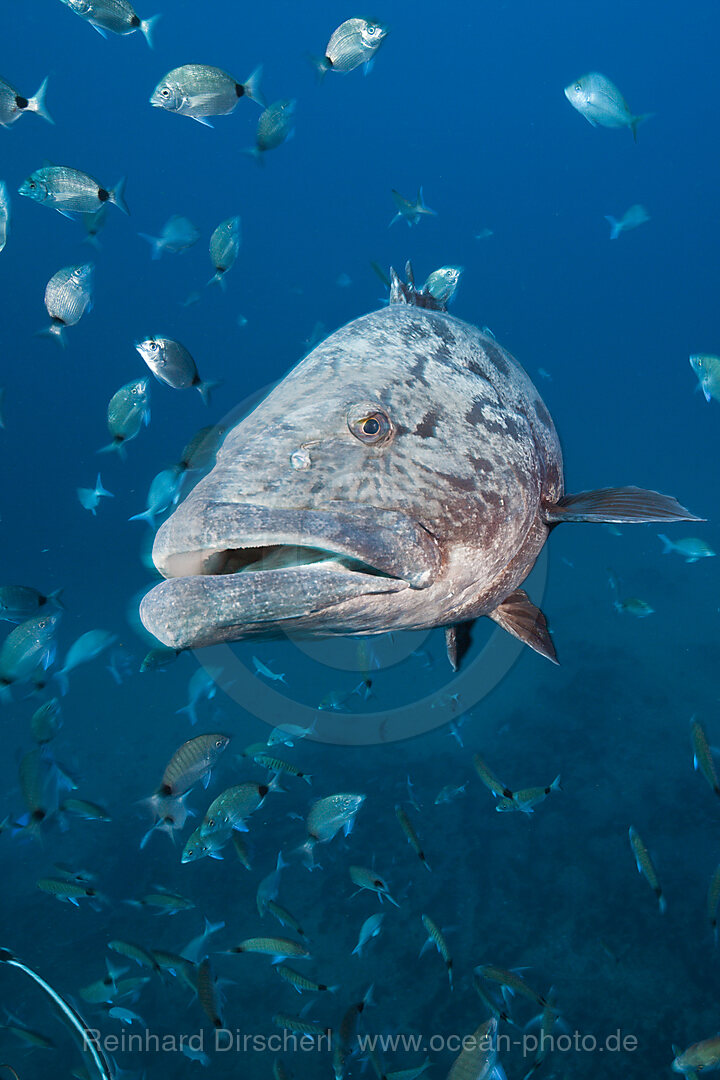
[{"xmin": 139, "ymin": 500, "xmax": 442, "ymax": 650}]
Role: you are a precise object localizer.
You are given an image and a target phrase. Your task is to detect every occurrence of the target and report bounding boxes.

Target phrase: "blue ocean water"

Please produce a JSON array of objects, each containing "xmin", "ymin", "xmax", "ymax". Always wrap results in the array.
[{"xmin": 1, "ymin": 1, "xmax": 719, "ymax": 1077}]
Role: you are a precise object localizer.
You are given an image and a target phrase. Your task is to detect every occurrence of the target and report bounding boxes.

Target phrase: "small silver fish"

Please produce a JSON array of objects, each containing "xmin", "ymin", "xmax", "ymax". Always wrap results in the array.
[
  {"xmin": 564, "ymin": 73, "xmax": 651, "ymax": 141},
  {"xmin": 55, "ymin": 629, "xmax": 117, "ymax": 692},
  {"xmin": 208, "ymin": 216, "xmax": 241, "ymax": 288},
  {"xmin": 0, "ymin": 611, "xmax": 61, "ymax": 698},
  {"xmin": 129, "ymin": 465, "xmax": 184, "ymax": 526},
  {"xmin": 30, "ymin": 698, "xmax": 63, "ymax": 745},
  {"xmin": 0, "ymin": 75, "xmax": 53, "ymax": 126},
  {"xmin": 176, "ymin": 667, "xmax": 219, "ymax": 725},
  {"xmin": 59, "ymin": 0, "xmax": 160, "ymax": 48},
  {"xmin": 158, "ymin": 732, "xmax": 230, "ymax": 797},
  {"xmin": 313, "ymin": 19, "xmax": 388, "ymax": 77},
  {"xmin": 352, "ymin": 912, "xmax": 384, "ymax": 957},
  {"xmin": 301, "ymin": 793, "xmax": 365, "ymax": 867},
  {"xmin": 99, "ymin": 378, "xmax": 150, "ymax": 457},
  {"xmin": 135, "ymin": 336, "xmax": 216, "ymax": 403},
  {"xmin": 40, "ymin": 263, "xmax": 94, "ymax": 346},
  {"xmin": 389, "ymin": 188, "xmax": 436, "ymax": 228},
  {"xmin": 0, "ymin": 180, "xmax": 10, "ymax": 252},
  {"xmin": 604, "ymin": 204, "xmax": 650, "ymax": 239},
  {"xmin": 19, "ymin": 166, "xmax": 128, "ymax": 217},
  {"xmin": 423, "ymin": 266, "xmax": 462, "ymax": 303},
  {"xmin": 200, "ymin": 781, "xmax": 272, "ymax": 836},
  {"xmin": 690, "ymin": 354, "xmax": 720, "ymax": 404},
  {"xmin": 150, "ymin": 65, "xmax": 263, "ymax": 126},
  {"xmin": 0, "ymin": 585, "xmax": 63, "ymax": 623},
  {"xmin": 139, "ymin": 214, "xmax": 199, "ymax": 258},
  {"xmin": 246, "ymin": 99, "xmax": 296, "ymax": 163},
  {"xmin": 659, "ymin": 534, "xmax": 715, "ymax": 562}
]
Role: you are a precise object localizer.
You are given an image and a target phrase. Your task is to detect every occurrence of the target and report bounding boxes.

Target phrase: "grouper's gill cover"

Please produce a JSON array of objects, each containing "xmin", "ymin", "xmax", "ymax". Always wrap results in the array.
[{"xmin": 140, "ymin": 269, "xmax": 698, "ymax": 659}]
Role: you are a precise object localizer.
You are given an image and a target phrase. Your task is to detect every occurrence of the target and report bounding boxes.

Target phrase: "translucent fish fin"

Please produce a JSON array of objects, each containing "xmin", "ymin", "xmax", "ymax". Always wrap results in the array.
[
  {"xmin": 195, "ymin": 379, "xmax": 219, "ymax": 406},
  {"xmin": 193, "ymin": 116, "xmax": 214, "ymax": 129},
  {"xmin": 630, "ymin": 112, "xmax": 654, "ymax": 142},
  {"xmin": 29, "ymin": 77, "xmax": 54, "ymax": 125},
  {"xmin": 604, "ymin": 215, "xmax": 621, "ymax": 240},
  {"xmin": 140, "ymin": 13, "xmax": 161, "ymax": 48},
  {"xmin": 488, "ymin": 589, "xmax": 558, "ymax": 664},
  {"xmin": 307, "ymin": 53, "xmax": 330, "ymax": 82},
  {"xmin": 544, "ymin": 487, "xmax": 701, "ymax": 524},
  {"xmin": 138, "ymin": 233, "xmax": 163, "ymax": 259},
  {"xmin": 90, "ymin": 22, "xmax": 109, "ymax": 37},
  {"xmin": 243, "ymin": 66, "xmax": 264, "ymax": 108},
  {"xmin": 110, "ymin": 177, "xmax": 129, "ymax": 216},
  {"xmin": 363, "ymin": 58, "xmax": 374, "ymax": 76}
]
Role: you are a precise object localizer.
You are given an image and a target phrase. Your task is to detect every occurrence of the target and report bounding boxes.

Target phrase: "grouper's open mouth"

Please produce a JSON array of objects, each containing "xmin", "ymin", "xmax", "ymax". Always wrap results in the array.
[{"xmin": 139, "ymin": 503, "xmax": 441, "ymax": 649}]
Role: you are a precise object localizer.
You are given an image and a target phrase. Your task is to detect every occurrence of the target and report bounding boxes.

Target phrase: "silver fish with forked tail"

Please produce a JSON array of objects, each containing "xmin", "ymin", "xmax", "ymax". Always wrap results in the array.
[{"xmin": 139, "ymin": 263, "xmax": 699, "ymax": 667}]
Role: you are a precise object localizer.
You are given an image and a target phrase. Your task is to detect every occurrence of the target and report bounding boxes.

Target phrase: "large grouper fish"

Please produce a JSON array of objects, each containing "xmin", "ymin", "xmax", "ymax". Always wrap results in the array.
[{"xmin": 140, "ymin": 265, "xmax": 699, "ymax": 667}]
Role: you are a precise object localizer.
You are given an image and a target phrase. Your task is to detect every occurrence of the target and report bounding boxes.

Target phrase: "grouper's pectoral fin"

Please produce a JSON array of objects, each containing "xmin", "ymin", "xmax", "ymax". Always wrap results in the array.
[
  {"xmin": 488, "ymin": 590, "xmax": 558, "ymax": 664},
  {"xmin": 543, "ymin": 487, "xmax": 701, "ymax": 525},
  {"xmin": 445, "ymin": 622, "xmax": 474, "ymax": 671}
]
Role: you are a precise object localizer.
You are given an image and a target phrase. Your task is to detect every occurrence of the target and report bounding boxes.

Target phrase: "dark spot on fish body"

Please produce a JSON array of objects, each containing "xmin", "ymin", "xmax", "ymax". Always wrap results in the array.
[
  {"xmin": 534, "ymin": 398, "xmax": 553, "ymax": 431},
  {"xmin": 469, "ymin": 455, "xmax": 493, "ymax": 474},
  {"xmin": 484, "ymin": 343, "xmax": 511, "ymax": 378},
  {"xmin": 98, "ymin": 188, "xmax": 109, "ymax": 203},
  {"xmin": 480, "ymin": 489, "xmax": 502, "ymax": 509},
  {"xmin": 433, "ymin": 343, "xmax": 453, "ymax": 364},
  {"xmin": 0, "ymin": 947, "xmax": 15, "ymax": 962},
  {"xmin": 130, "ymin": 13, "xmax": 140, "ymax": 25},
  {"xmin": 435, "ymin": 471, "xmax": 476, "ymax": 493},
  {"xmin": 414, "ymin": 411, "xmax": 439, "ymax": 438},
  {"xmin": 15, "ymin": 95, "xmax": 28, "ymax": 110},
  {"xmin": 31, "ymin": 809, "xmax": 45, "ymax": 822},
  {"xmin": 158, "ymin": 782, "xmax": 172, "ymax": 795},
  {"xmin": 432, "ymin": 320, "xmax": 457, "ymax": 348},
  {"xmin": 259, "ymin": 784, "xmax": 269, "ymax": 797},
  {"xmin": 235, "ymin": 83, "xmax": 245, "ymax": 97},
  {"xmin": 409, "ymin": 354, "xmax": 431, "ymax": 388},
  {"xmin": 52, "ymin": 316, "xmax": 67, "ymax": 327}
]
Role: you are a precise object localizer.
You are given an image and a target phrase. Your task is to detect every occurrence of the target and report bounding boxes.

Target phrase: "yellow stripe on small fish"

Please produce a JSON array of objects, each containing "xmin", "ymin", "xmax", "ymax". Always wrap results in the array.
[{"xmin": 690, "ymin": 718, "xmax": 720, "ymax": 797}]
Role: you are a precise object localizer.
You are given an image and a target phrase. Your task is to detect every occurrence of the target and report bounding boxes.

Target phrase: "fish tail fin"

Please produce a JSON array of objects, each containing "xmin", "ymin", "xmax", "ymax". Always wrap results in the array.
[
  {"xmin": 243, "ymin": 65, "xmax": 265, "ymax": 107},
  {"xmin": 128, "ymin": 508, "xmax": 155, "ymax": 525},
  {"xmin": 48, "ymin": 588, "xmax": 65, "ymax": 610},
  {"xmin": 307, "ymin": 53, "xmax": 330, "ymax": 82},
  {"xmin": 110, "ymin": 177, "xmax": 129, "ymax": 216},
  {"xmin": 83, "ymin": 233, "xmax": 102, "ymax": 251},
  {"xmin": 97, "ymin": 438, "xmax": 127, "ymax": 460},
  {"xmin": 140, "ymin": 13, "xmax": 161, "ymax": 48},
  {"xmin": 138, "ymin": 233, "xmax": 163, "ymax": 259},
  {"xmin": 95, "ymin": 473, "xmax": 113, "ymax": 498},
  {"xmin": 418, "ymin": 187, "xmax": 437, "ymax": 216},
  {"xmin": 550, "ymin": 774, "xmax": 562, "ymax": 793},
  {"xmin": 604, "ymin": 215, "xmax": 621, "ymax": 240},
  {"xmin": 196, "ymin": 379, "xmax": 219, "ymax": 406},
  {"xmin": 36, "ymin": 323, "xmax": 66, "ymax": 348},
  {"xmin": 631, "ymin": 112, "xmax": 654, "ymax": 142},
  {"xmin": 206, "ymin": 271, "xmax": 227, "ymax": 291},
  {"xmin": 54, "ymin": 672, "xmax": 70, "ymax": 697},
  {"xmin": 658, "ymin": 533, "xmax": 673, "ymax": 554},
  {"xmin": 28, "ymin": 76, "xmax": 54, "ymax": 125},
  {"xmin": 242, "ymin": 146, "xmax": 265, "ymax": 166},
  {"xmin": 543, "ymin": 487, "xmax": 702, "ymax": 525}
]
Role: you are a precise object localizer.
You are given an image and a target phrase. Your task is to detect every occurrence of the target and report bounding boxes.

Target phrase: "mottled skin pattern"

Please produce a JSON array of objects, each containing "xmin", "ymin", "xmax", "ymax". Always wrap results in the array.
[{"xmin": 141, "ymin": 300, "xmax": 564, "ymax": 651}]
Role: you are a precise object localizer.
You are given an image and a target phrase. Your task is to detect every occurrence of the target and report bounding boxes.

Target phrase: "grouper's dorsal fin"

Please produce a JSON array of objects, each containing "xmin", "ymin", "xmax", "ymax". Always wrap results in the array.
[
  {"xmin": 388, "ymin": 264, "xmax": 447, "ymax": 312},
  {"xmin": 488, "ymin": 590, "xmax": 558, "ymax": 664},
  {"xmin": 445, "ymin": 622, "xmax": 474, "ymax": 671}
]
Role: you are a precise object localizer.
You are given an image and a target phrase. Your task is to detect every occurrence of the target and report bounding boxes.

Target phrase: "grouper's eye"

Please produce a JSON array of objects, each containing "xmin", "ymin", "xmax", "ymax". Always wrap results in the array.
[{"xmin": 347, "ymin": 402, "xmax": 393, "ymax": 446}]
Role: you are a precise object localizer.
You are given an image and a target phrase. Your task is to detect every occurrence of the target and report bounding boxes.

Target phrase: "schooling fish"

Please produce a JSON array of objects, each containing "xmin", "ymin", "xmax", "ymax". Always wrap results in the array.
[
  {"xmin": 0, "ymin": 75, "xmax": 53, "ymax": 126},
  {"xmin": 158, "ymin": 732, "xmax": 230, "ymax": 796},
  {"xmin": 135, "ymin": 336, "xmax": 216, "ymax": 403},
  {"xmin": 312, "ymin": 19, "xmax": 388, "ymax": 78},
  {"xmin": 208, "ymin": 215, "xmax": 241, "ymax": 288},
  {"xmin": 150, "ymin": 65, "xmax": 263, "ymax": 125},
  {"xmin": 604, "ymin": 204, "xmax": 650, "ymax": 240},
  {"xmin": 690, "ymin": 354, "xmax": 720, "ymax": 404},
  {"xmin": 245, "ymin": 99, "xmax": 296, "ymax": 164},
  {"xmin": 673, "ymin": 1037, "xmax": 720, "ymax": 1076},
  {"xmin": 39, "ymin": 263, "xmax": 94, "ymax": 347},
  {"xmin": 659, "ymin": 534, "xmax": 715, "ymax": 562},
  {"xmin": 389, "ymin": 189, "xmax": 436, "ymax": 227},
  {"xmin": 99, "ymin": 378, "xmax": 150, "ymax": 457},
  {"xmin": 139, "ymin": 263, "xmax": 698, "ymax": 664},
  {"xmin": 0, "ymin": 181, "xmax": 9, "ymax": 251},
  {"xmin": 139, "ymin": 214, "xmax": 199, "ymax": 259},
  {"xmin": 77, "ymin": 473, "xmax": 113, "ymax": 515},
  {"xmin": 19, "ymin": 166, "xmax": 128, "ymax": 217},
  {"xmin": 0, "ymin": 585, "xmax": 62, "ymax": 623},
  {"xmin": 0, "ymin": 611, "xmax": 61, "ymax": 699},
  {"xmin": 564, "ymin": 73, "xmax": 651, "ymax": 141},
  {"xmin": 59, "ymin": 0, "xmax": 160, "ymax": 47},
  {"xmin": 629, "ymin": 825, "xmax": 666, "ymax": 913}
]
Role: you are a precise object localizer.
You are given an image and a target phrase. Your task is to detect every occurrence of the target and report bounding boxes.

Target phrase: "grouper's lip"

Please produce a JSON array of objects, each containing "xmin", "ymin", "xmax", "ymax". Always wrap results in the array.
[{"xmin": 139, "ymin": 502, "xmax": 441, "ymax": 650}]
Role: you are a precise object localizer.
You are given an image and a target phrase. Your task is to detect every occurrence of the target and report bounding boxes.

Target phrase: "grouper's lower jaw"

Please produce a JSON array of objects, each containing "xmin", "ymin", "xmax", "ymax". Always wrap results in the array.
[{"xmin": 139, "ymin": 562, "xmax": 412, "ymax": 650}]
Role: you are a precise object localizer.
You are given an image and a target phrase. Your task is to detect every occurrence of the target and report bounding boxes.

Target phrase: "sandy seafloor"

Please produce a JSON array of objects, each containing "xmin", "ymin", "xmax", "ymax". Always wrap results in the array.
[{"xmin": 1, "ymin": 0, "xmax": 719, "ymax": 1077}]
